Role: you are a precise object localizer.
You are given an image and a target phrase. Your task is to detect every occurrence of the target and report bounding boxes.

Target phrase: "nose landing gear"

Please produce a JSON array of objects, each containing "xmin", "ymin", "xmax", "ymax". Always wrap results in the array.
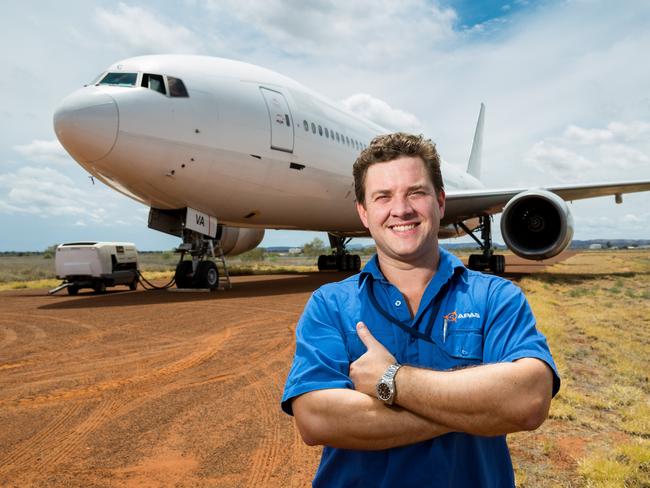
[{"xmin": 174, "ymin": 230, "xmax": 231, "ymax": 290}]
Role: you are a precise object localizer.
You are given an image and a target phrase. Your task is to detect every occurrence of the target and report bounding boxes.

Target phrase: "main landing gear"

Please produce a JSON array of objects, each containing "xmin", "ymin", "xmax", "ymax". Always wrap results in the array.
[
  {"xmin": 456, "ymin": 215, "xmax": 506, "ymax": 274},
  {"xmin": 317, "ymin": 234, "xmax": 361, "ymax": 272},
  {"xmin": 173, "ymin": 230, "xmax": 231, "ymax": 290}
]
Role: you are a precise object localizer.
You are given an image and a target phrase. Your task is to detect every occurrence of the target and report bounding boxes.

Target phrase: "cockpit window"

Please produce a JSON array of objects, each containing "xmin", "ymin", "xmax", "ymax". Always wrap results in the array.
[
  {"xmin": 98, "ymin": 72, "xmax": 138, "ymax": 87},
  {"xmin": 142, "ymin": 73, "xmax": 166, "ymax": 95},
  {"xmin": 167, "ymin": 76, "xmax": 189, "ymax": 97}
]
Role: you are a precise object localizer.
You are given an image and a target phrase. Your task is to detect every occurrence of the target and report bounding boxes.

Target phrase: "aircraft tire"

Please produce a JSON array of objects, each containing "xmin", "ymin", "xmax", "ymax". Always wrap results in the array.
[
  {"xmin": 93, "ymin": 281, "xmax": 106, "ymax": 294},
  {"xmin": 197, "ymin": 261, "xmax": 219, "ymax": 290},
  {"xmin": 175, "ymin": 261, "xmax": 194, "ymax": 288},
  {"xmin": 353, "ymin": 255, "xmax": 361, "ymax": 272},
  {"xmin": 490, "ymin": 255, "xmax": 505, "ymax": 274},
  {"xmin": 67, "ymin": 285, "xmax": 79, "ymax": 296}
]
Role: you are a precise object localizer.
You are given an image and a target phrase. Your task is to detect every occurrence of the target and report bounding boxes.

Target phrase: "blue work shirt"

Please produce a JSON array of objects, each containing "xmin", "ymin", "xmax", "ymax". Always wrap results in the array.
[{"xmin": 281, "ymin": 247, "xmax": 560, "ymax": 488}]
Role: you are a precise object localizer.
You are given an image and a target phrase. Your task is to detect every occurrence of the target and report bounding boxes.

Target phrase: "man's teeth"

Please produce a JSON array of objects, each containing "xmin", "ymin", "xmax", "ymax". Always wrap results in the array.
[{"xmin": 392, "ymin": 224, "xmax": 417, "ymax": 231}]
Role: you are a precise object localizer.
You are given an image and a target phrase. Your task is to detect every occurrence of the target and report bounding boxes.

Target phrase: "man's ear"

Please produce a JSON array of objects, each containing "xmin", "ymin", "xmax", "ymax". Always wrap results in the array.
[
  {"xmin": 437, "ymin": 190, "xmax": 446, "ymax": 220},
  {"xmin": 356, "ymin": 201, "xmax": 369, "ymax": 229}
]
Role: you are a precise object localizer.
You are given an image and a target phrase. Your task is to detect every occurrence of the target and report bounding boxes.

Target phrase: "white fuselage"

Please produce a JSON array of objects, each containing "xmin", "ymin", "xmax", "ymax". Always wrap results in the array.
[{"xmin": 54, "ymin": 55, "xmax": 484, "ymax": 236}]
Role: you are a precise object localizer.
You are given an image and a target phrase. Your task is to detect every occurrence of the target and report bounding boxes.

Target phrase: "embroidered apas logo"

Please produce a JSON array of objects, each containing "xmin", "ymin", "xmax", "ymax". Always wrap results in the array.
[
  {"xmin": 443, "ymin": 311, "xmax": 457, "ymax": 322},
  {"xmin": 443, "ymin": 311, "xmax": 480, "ymax": 321}
]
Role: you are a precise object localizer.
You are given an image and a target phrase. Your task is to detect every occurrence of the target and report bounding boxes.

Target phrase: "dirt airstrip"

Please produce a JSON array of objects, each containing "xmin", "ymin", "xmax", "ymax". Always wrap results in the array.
[{"xmin": 0, "ymin": 254, "xmax": 574, "ymax": 487}]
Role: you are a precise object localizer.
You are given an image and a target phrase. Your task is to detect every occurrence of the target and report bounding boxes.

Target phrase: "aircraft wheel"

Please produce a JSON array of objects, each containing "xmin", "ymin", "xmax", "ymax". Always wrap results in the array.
[
  {"xmin": 67, "ymin": 285, "xmax": 79, "ymax": 296},
  {"xmin": 197, "ymin": 261, "xmax": 219, "ymax": 290},
  {"xmin": 175, "ymin": 261, "xmax": 194, "ymax": 288},
  {"xmin": 353, "ymin": 255, "xmax": 361, "ymax": 272},
  {"xmin": 490, "ymin": 255, "xmax": 505, "ymax": 274},
  {"xmin": 129, "ymin": 278, "xmax": 138, "ymax": 291},
  {"xmin": 93, "ymin": 281, "xmax": 106, "ymax": 294}
]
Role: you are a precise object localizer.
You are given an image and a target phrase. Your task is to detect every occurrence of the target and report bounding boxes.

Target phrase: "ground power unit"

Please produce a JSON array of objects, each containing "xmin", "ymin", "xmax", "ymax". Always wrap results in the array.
[{"xmin": 54, "ymin": 242, "xmax": 139, "ymax": 295}]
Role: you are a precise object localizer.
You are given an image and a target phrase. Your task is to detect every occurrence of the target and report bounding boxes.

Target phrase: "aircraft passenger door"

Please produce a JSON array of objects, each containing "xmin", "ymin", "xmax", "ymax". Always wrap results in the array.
[{"xmin": 260, "ymin": 87, "xmax": 294, "ymax": 153}]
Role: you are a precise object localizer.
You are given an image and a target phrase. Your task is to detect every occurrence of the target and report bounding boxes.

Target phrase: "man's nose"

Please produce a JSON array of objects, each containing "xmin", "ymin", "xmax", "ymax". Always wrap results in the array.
[{"xmin": 390, "ymin": 196, "xmax": 415, "ymax": 218}]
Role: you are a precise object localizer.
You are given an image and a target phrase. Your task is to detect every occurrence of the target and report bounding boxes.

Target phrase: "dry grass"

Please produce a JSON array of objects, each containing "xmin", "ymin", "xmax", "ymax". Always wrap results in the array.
[{"xmin": 510, "ymin": 250, "xmax": 650, "ymax": 487}]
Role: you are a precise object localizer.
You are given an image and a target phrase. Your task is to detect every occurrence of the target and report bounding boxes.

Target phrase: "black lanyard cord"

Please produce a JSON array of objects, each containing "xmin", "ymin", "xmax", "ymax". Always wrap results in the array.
[{"xmin": 366, "ymin": 278, "xmax": 450, "ymax": 344}]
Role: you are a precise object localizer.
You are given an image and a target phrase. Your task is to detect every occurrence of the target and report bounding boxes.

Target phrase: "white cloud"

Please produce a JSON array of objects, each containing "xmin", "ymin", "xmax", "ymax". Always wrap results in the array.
[
  {"xmin": 340, "ymin": 93, "xmax": 422, "ymax": 132},
  {"xmin": 607, "ymin": 121, "xmax": 650, "ymax": 142},
  {"xmin": 202, "ymin": 0, "xmax": 456, "ymax": 63},
  {"xmin": 96, "ymin": 3, "xmax": 204, "ymax": 54},
  {"xmin": 599, "ymin": 143, "xmax": 649, "ymax": 168},
  {"xmin": 524, "ymin": 141, "xmax": 596, "ymax": 181},
  {"xmin": 0, "ymin": 166, "xmax": 122, "ymax": 223},
  {"xmin": 622, "ymin": 213, "xmax": 642, "ymax": 223},
  {"xmin": 563, "ymin": 125, "xmax": 613, "ymax": 144},
  {"xmin": 13, "ymin": 139, "xmax": 71, "ymax": 165}
]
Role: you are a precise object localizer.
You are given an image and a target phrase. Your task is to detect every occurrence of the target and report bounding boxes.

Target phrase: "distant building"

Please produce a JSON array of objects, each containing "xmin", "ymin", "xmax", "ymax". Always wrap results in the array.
[
  {"xmin": 589, "ymin": 244, "xmax": 603, "ymax": 250},
  {"xmin": 288, "ymin": 247, "xmax": 302, "ymax": 255}
]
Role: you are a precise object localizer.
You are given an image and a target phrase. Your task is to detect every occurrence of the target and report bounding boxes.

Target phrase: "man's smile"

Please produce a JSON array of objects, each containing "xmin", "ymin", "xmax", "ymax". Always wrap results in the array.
[{"xmin": 388, "ymin": 222, "xmax": 420, "ymax": 233}]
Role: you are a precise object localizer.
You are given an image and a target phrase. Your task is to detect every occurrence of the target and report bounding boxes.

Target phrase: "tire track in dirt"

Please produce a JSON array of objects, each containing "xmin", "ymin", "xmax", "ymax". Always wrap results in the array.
[
  {"xmin": 46, "ymin": 397, "xmax": 121, "ymax": 467},
  {"xmin": 0, "ymin": 312, "xmax": 96, "ymax": 333},
  {"xmin": 0, "ymin": 401, "xmax": 84, "ymax": 477},
  {"xmin": 26, "ymin": 324, "xmax": 46, "ymax": 341},
  {"xmin": 0, "ymin": 326, "xmax": 17, "ymax": 349},
  {"xmin": 7, "ymin": 325, "xmax": 234, "ymax": 408},
  {"xmin": 244, "ymin": 377, "xmax": 280, "ymax": 488}
]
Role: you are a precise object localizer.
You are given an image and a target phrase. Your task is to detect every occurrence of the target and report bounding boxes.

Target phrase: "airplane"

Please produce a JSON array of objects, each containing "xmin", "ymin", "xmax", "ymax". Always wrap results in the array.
[{"xmin": 53, "ymin": 54, "xmax": 650, "ymax": 290}]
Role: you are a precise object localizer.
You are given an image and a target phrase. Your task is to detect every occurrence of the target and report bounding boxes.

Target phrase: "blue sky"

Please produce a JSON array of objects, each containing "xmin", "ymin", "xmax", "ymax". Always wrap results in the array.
[{"xmin": 1, "ymin": 0, "xmax": 649, "ymax": 251}]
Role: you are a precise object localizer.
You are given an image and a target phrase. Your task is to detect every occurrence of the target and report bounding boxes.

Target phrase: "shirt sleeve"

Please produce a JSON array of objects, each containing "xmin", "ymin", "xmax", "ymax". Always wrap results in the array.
[
  {"xmin": 483, "ymin": 279, "xmax": 561, "ymax": 397},
  {"xmin": 281, "ymin": 289, "xmax": 354, "ymax": 415}
]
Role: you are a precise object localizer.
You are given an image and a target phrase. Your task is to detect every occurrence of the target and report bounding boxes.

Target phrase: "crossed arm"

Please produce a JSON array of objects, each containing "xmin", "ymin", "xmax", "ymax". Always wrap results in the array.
[{"xmin": 292, "ymin": 322, "xmax": 554, "ymax": 450}]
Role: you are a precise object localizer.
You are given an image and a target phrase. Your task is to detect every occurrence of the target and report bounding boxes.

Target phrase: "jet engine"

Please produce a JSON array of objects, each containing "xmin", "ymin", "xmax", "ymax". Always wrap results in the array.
[
  {"xmin": 500, "ymin": 190, "xmax": 573, "ymax": 260},
  {"xmin": 218, "ymin": 226, "xmax": 265, "ymax": 256}
]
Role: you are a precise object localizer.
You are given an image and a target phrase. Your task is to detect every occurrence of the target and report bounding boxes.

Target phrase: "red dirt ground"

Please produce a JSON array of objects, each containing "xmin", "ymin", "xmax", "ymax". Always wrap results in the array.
[{"xmin": 0, "ymin": 253, "xmax": 574, "ymax": 487}]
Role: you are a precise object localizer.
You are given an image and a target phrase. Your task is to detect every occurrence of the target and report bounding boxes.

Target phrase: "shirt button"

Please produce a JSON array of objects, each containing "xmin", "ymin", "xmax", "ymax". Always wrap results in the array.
[
  {"xmin": 394, "ymin": 300, "xmax": 401, "ymax": 307},
  {"xmin": 461, "ymin": 349, "xmax": 468, "ymax": 356}
]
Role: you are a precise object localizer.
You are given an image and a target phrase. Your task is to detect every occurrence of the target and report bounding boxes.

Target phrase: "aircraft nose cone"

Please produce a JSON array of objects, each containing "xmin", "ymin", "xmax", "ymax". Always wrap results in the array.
[{"xmin": 53, "ymin": 90, "xmax": 118, "ymax": 162}]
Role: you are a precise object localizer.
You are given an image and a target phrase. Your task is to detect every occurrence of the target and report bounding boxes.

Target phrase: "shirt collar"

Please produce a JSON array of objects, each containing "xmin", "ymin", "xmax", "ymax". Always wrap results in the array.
[{"xmin": 358, "ymin": 247, "xmax": 465, "ymax": 288}]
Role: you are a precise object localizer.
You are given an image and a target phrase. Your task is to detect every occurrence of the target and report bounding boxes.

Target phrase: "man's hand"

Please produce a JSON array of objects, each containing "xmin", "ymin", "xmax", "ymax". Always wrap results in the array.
[{"xmin": 349, "ymin": 322, "xmax": 397, "ymax": 396}]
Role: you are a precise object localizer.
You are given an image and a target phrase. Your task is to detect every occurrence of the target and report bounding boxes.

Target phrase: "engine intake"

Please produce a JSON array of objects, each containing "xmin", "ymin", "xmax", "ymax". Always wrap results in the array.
[{"xmin": 500, "ymin": 190, "xmax": 573, "ymax": 260}]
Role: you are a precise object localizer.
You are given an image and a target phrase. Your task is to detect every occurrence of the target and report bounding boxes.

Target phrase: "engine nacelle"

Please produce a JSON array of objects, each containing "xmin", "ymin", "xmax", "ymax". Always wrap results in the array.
[
  {"xmin": 500, "ymin": 190, "xmax": 573, "ymax": 260},
  {"xmin": 217, "ymin": 226, "xmax": 265, "ymax": 256}
]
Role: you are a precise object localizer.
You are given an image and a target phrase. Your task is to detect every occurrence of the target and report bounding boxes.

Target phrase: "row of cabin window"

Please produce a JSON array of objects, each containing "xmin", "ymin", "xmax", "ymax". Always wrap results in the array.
[{"xmin": 302, "ymin": 120, "xmax": 366, "ymax": 151}]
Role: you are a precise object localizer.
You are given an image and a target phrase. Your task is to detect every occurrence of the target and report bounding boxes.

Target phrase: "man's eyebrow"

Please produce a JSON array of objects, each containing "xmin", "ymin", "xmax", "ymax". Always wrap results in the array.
[
  {"xmin": 406, "ymin": 184, "xmax": 428, "ymax": 192},
  {"xmin": 370, "ymin": 189, "xmax": 392, "ymax": 198}
]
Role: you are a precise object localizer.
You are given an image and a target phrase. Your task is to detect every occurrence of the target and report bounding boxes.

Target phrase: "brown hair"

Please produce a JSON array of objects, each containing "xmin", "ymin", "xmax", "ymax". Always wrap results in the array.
[{"xmin": 353, "ymin": 132, "xmax": 443, "ymax": 205}]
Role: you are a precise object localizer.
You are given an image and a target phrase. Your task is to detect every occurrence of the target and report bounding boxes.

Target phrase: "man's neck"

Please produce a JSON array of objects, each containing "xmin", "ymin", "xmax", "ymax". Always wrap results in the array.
[{"xmin": 376, "ymin": 247, "xmax": 441, "ymax": 293}]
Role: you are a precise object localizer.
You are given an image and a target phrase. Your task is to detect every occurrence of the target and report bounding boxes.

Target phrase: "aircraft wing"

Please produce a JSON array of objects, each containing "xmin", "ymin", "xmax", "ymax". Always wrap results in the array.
[{"xmin": 442, "ymin": 180, "xmax": 650, "ymax": 224}]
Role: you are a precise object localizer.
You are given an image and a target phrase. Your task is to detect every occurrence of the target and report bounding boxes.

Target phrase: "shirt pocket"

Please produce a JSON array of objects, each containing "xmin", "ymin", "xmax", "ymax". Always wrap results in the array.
[
  {"xmin": 344, "ymin": 330, "xmax": 396, "ymax": 362},
  {"xmin": 442, "ymin": 329, "xmax": 484, "ymax": 365}
]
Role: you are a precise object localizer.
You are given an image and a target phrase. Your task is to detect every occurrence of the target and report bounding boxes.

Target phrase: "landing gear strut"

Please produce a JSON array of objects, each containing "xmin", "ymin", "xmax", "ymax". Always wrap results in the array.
[
  {"xmin": 457, "ymin": 215, "xmax": 506, "ymax": 274},
  {"xmin": 317, "ymin": 234, "xmax": 361, "ymax": 272},
  {"xmin": 173, "ymin": 230, "xmax": 229, "ymax": 290}
]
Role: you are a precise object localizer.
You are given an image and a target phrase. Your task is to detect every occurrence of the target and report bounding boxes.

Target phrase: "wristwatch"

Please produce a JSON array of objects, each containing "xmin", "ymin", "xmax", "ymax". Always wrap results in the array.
[{"xmin": 376, "ymin": 363, "xmax": 402, "ymax": 405}]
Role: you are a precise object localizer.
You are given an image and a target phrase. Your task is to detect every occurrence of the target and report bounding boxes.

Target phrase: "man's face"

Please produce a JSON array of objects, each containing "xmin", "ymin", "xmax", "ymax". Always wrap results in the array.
[{"xmin": 356, "ymin": 156, "xmax": 445, "ymax": 265}]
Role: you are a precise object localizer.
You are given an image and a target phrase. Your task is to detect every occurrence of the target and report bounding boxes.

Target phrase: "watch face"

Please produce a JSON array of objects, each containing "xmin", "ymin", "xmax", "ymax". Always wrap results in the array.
[{"xmin": 377, "ymin": 382, "xmax": 392, "ymax": 401}]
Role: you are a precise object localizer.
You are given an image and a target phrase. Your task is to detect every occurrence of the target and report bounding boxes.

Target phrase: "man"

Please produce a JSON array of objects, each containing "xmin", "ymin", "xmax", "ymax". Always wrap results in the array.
[{"xmin": 281, "ymin": 133, "xmax": 560, "ymax": 487}]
